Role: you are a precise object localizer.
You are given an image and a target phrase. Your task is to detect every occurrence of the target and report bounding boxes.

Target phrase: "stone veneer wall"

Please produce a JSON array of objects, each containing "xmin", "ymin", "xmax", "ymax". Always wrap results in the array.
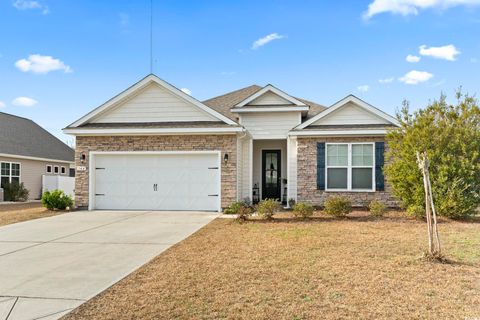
[
  {"xmin": 297, "ymin": 136, "xmax": 398, "ymax": 207},
  {"xmin": 74, "ymin": 135, "xmax": 237, "ymax": 209}
]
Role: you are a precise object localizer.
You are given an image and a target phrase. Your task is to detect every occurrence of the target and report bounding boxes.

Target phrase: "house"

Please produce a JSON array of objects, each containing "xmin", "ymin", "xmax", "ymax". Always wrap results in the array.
[
  {"xmin": 63, "ymin": 74, "xmax": 399, "ymax": 211},
  {"xmin": 0, "ymin": 112, "xmax": 75, "ymax": 200}
]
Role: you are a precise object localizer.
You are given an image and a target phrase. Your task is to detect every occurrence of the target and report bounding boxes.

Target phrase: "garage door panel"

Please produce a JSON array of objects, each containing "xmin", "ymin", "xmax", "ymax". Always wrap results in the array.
[{"xmin": 93, "ymin": 153, "xmax": 220, "ymax": 211}]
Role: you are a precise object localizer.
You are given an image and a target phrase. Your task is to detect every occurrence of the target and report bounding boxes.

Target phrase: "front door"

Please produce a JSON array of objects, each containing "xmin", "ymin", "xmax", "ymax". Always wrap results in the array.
[{"xmin": 262, "ymin": 150, "xmax": 281, "ymax": 200}]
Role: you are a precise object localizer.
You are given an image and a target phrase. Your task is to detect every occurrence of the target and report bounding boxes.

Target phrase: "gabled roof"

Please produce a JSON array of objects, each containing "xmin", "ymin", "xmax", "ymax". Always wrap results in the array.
[
  {"xmin": 66, "ymin": 74, "xmax": 237, "ymax": 128},
  {"xmin": 234, "ymin": 84, "xmax": 308, "ymax": 108},
  {"xmin": 203, "ymin": 85, "xmax": 327, "ymax": 120},
  {"xmin": 0, "ymin": 112, "xmax": 74, "ymax": 163},
  {"xmin": 296, "ymin": 94, "xmax": 399, "ymax": 129}
]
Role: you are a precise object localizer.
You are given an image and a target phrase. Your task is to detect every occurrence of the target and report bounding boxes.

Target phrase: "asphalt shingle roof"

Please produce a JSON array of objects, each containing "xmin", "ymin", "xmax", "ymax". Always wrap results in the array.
[
  {"xmin": 0, "ymin": 112, "xmax": 74, "ymax": 162},
  {"xmin": 202, "ymin": 85, "xmax": 327, "ymax": 121}
]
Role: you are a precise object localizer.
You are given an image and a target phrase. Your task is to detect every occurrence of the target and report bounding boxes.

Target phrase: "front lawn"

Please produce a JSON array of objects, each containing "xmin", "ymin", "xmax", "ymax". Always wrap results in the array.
[
  {"xmin": 64, "ymin": 212, "xmax": 480, "ymax": 319},
  {"xmin": 0, "ymin": 202, "xmax": 62, "ymax": 227}
]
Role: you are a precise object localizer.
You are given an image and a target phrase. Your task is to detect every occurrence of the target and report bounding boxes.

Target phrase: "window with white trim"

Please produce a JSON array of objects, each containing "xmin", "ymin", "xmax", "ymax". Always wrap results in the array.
[
  {"xmin": 1, "ymin": 162, "xmax": 21, "ymax": 188},
  {"xmin": 46, "ymin": 165, "xmax": 52, "ymax": 173},
  {"xmin": 61, "ymin": 166, "xmax": 66, "ymax": 174},
  {"xmin": 326, "ymin": 143, "xmax": 374, "ymax": 191},
  {"xmin": 54, "ymin": 165, "xmax": 59, "ymax": 174}
]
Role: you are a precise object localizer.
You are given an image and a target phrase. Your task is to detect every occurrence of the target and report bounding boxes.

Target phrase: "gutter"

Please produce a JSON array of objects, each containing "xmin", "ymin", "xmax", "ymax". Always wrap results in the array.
[{"xmin": 62, "ymin": 127, "xmax": 245, "ymax": 136}]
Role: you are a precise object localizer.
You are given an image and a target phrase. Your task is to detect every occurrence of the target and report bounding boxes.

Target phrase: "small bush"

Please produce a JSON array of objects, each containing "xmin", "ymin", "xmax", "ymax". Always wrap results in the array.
[
  {"xmin": 236, "ymin": 205, "xmax": 253, "ymax": 222},
  {"xmin": 224, "ymin": 201, "xmax": 253, "ymax": 222},
  {"xmin": 292, "ymin": 202, "xmax": 314, "ymax": 219},
  {"xmin": 256, "ymin": 199, "xmax": 280, "ymax": 220},
  {"xmin": 3, "ymin": 181, "xmax": 29, "ymax": 201},
  {"xmin": 368, "ymin": 199, "xmax": 388, "ymax": 217},
  {"xmin": 323, "ymin": 196, "xmax": 352, "ymax": 217},
  {"xmin": 41, "ymin": 190, "xmax": 73, "ymax": 210},
  {"xmin": 224, "ymin": 201, "xmax": 243, "ymax": 215}
]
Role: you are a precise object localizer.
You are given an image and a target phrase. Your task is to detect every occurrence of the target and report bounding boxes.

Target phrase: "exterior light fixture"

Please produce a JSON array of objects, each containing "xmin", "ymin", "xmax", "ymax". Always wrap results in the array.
[
  {"xmin": 223, "ymin": 153, "xmax": 229, "ymax": 164},
  {"xmin": 80, "ymin": 153, "xmax": 86, "ymax": 163}
]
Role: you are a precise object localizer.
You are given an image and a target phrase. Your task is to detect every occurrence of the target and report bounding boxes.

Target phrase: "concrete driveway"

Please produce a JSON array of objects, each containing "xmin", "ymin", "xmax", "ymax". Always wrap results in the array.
[{"xmin": 0, "ymin": 210, "xmax": 218, "ymax": 320}]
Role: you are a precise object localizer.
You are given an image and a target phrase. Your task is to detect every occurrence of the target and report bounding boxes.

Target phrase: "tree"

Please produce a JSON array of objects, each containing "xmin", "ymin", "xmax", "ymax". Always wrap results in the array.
[
  {"xmin": 385, "ymin": 92, "xmax": 480, "ymax": 218},
  {"xmin": 417, "ymin": 151, "xmax": 441, "ymax": 258}
]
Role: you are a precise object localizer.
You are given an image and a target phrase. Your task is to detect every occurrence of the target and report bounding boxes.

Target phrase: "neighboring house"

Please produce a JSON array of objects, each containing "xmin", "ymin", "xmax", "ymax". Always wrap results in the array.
[
  {"xmin": 0, "ymin": 112, "xmax": 75, "ymax": 200},
  {"xmin": 64, "ymin": 74, "xmax": 399, "ymax": 211}
]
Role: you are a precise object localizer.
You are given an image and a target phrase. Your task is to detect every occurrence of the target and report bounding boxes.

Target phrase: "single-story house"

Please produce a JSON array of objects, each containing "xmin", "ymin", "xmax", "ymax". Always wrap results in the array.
[
  {"xmin": 64, "ymin": 74, "xmax": 399, "ymax": 211},
  {"xmin": 0, "ymin": 112, "xmax": 75, "ymax": 200}
]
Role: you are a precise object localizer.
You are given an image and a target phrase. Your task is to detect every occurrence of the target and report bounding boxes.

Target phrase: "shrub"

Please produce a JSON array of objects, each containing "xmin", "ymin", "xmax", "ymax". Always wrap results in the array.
[
  {"xmin": 323, "ymin": 196, "xmax": 352, "ymax": 217},
  {"xmin": 385, "ymin": 92, "xmax": 480, "ymax": 218},
  {"xmin": 236, "ymin": 205, "xmax": 253, "ymax": 222},
  {"xmin": 3, "ymin": 181, "xmax": 29, "ymax": 201},
  {"xmin": 224, "ymin": 200, "xmax": 253, "ymax": 222},
  {"xmin": 41, "ymin": 190, "xmax": 73, "ymax": 210},
  {"xmin": 292, "ymin": 202, "xmax": 314, "ymax": 219},
  {"xmin": 224, "ymin": 201, "xmax": 243, "ymax": 215},
  {"xmin": 368, "ymin": 199, "xmax": 388, "ymax": 217},
  {"xmin": 256, "ymin": 199, "xmax": 280, "ymax": 220}
]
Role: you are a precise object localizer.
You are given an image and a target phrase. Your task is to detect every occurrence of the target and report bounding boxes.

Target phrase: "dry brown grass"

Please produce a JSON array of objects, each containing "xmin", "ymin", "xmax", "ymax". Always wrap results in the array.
[
  {"xmin": 64, "ymin": 211, "xmax": 480, "ymax": 320},
  {"xmin": 0, "ymin": 202, "xmax": 62, "ymax": 226}
]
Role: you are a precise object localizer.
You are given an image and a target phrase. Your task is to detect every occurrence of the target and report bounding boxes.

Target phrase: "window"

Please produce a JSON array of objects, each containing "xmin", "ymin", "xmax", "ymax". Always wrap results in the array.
[
  {"xmin": 326, "ymin": 143, "xmax": 374, "ymax": 191},
  {"xmin": 54, "ymin": 166, "xmax": 59, "ymax": 174},
  {"xmin": 61, "ymin": 166, "xmax": 66, "ymax": 174},
  {"xmin": 1, "ymin": 162, "xmax": 21, "ymax": 188},
  {"xmin": 46, "ymin": 165, "xmax": 52, "ymax": 173}
]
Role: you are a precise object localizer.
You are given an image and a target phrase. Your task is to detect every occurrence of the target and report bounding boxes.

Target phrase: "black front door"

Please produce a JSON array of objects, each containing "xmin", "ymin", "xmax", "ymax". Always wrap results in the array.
[{"xmin": 262, "ymin": 150, "xmax": 281, "ymax": 200}]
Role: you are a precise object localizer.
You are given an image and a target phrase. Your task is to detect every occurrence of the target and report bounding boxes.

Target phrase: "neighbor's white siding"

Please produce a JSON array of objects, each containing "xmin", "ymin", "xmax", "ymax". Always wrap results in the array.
[
  {"xmin": 0, "ymin": 155, "xmax": 71, "ymax": 200},
  {"xmin": 91, "ymin": 83, "xmax": 218, "ymax": 123},
  {"xmin": 248, "ymin": 91, "xmax": 292, "ymax": 106},
  {"xmin": 312, "ymin": 102, "xmax": 390, "ymax": 126},
  {"xmin": 237, "ymin": 135, "xmax": 252, "ymax": 201},
  {"xmin": 239, "ymin": 112, "xmax": 301, "ymax": 139},
  {"xmin": 287, "ymin": 136, "xmax": 298, "ymax": 203}
]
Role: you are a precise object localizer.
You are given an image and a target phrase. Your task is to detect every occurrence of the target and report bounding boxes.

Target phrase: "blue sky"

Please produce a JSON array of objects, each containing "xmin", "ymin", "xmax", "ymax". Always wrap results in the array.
[{"xmin": 1, "ymin": 0, "xmax": 479, "ymax": 142}]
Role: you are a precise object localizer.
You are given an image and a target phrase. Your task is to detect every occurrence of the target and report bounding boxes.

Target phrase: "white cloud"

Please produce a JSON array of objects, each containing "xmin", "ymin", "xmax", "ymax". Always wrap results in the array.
[
  {"xmin": 399, "ymin": 70, "xmax": 433, "ymax": 84},
  {"xmin": 12, "ymin": 97, "xmax": 38, "ymax": 107},
  {"xmin": 15, "ymin": 54, "xmax": 72, "ymax": 74},
  {"xmin": 181, "ymin": 88, "xmax": 192, "ymax": 95},
  {"xmin": 419, "ymin": 44, "xmax": 460, "ymax": 61},
  {"xmin": 13, "ymin": 0, "xmax": 49, "ymax": 14},
  {"xmin": 0, "ymin": 101, "xmax": 5, "ymax": 108},
  {"xmin": 357, "ymin": 85, "xmax": 370, "ymax": 92},
  {"xmin": 363, "ymin": 0, "xmax": 480, "ymax": 19},
  {"xmin": 252, "ymin": 33, "xmax": 285, "ymax": 49},
  {"xmin": 406, "ymin": 54, "xmax": 421, "ymax": 63},
  {"xmin": 379, "ymin": 77, "xmax": 395, "ymax": 84}
]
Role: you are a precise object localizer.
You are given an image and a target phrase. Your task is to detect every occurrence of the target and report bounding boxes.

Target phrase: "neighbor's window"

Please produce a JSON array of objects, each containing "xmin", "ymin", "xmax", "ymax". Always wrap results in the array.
[
  {"xmin": 46, "ymin": 165, "xmax": 52, "ymax": 173},
  {"xmin": 1, "ymin": 162, "xmax": 21, "ymax": 188},
  {"xmin": 326, "ymin": 143, "xmax": 374, "ymax": 191},
  {"xmin": 61, "ymin": 166, "xmax": 66, "ymax": 174},
  {"xmin": 54, "ymin": 166, "xmax": 59, "ymax": 174}
]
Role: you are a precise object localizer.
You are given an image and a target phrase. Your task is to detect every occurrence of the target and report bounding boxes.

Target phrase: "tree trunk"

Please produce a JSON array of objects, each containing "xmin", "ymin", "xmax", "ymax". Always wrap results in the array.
[
  {"xmin": 426, "ymin": 167, "xmax": 441, "ymax": 255},
  {"xmin": 417, "ymin": 152, "xmax": 440, "ymax": 256}
]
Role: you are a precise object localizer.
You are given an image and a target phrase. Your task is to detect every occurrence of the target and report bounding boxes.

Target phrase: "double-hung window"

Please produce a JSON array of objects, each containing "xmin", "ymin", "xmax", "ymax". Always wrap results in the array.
[
  {"xmin": 1, "ymin": 162, "xmax": 21, "ymax": 188},
  {"xmin": 326, "ymin": 143, "xmax": 374, "ymax": 191}
]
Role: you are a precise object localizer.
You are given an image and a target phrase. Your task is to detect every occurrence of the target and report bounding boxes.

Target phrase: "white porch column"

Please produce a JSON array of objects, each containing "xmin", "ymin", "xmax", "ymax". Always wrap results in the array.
[{"xmin": 287, "ymin": 136, "xmax": 298, "ymax": 206}]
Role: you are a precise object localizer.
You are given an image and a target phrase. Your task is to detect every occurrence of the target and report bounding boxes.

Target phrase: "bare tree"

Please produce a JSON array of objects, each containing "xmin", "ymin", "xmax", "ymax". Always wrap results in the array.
[{"xmin": 416, "ymin": 151, "xmax": 442, "ymax": 258}]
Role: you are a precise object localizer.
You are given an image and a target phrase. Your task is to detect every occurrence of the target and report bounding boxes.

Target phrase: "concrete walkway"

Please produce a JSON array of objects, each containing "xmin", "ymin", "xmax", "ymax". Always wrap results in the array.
[{"xmin": 0, "ymin": 210, "xmax": 218, "ymax": 320}]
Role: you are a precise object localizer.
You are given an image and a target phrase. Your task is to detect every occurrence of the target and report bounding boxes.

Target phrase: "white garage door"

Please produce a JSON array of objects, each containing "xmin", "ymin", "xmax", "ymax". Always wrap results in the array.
[{"xmin": 92, "ymin": 152, "xmax": 220, "ymax": 211}]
